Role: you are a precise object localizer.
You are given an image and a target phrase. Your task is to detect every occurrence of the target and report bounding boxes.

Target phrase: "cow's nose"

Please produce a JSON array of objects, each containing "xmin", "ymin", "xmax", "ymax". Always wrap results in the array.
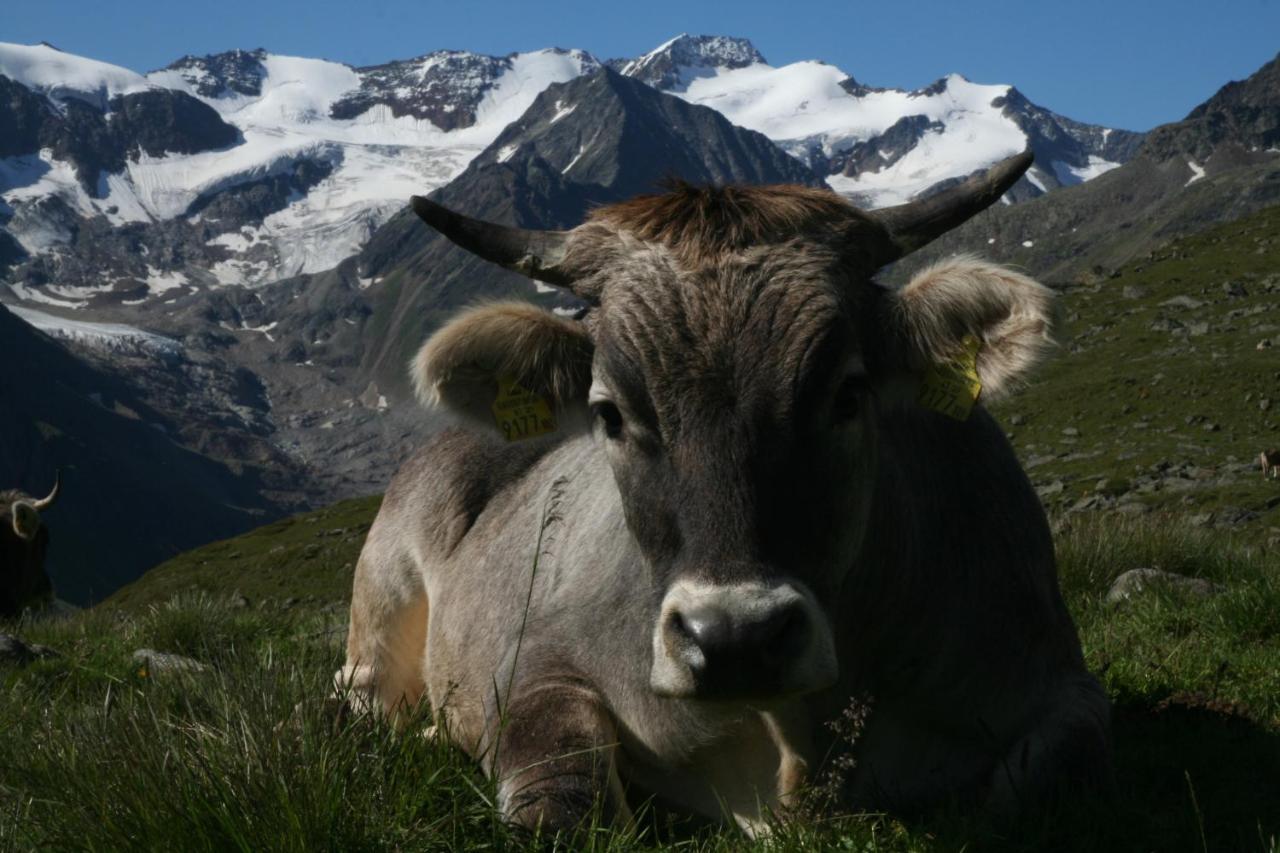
[{"xmin": 669, "ymin": 599, "xmax": 811, "ymax": 674}]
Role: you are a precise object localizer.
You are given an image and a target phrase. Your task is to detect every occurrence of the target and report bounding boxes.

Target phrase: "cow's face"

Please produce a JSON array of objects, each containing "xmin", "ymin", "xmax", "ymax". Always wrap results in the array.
[
  {"xmin": 410, "ymin": 154, "xmax": 1053, "ymax": 701},
  {"xmin": 584, "ymin": 246, "xmax": 875, "ymax": 699}
]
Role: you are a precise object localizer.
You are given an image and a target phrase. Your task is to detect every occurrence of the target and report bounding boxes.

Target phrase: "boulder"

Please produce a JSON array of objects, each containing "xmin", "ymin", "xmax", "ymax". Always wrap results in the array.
[
  {"xmin": 132, "ymin": 648, "xmax": 208, "ymax": 675},
  {"xmin": 1106, "ymin": 568, "xmax": 1224, "ymax": 607},
  {"xmin": 0, "ymin": 633, "xmax": 59, "ymax": 666}
]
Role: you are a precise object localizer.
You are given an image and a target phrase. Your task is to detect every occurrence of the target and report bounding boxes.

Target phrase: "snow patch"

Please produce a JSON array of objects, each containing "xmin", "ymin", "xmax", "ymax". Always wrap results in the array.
[
  {"xmin": 1185, "ymin": 159, "xmax": 1206, "ymax": 186},
  {"xmin": 145, "ymin": 266, "xmax": 188, "ymax": 295},
  {"xmin": 550, "ymin": 100, "xmax": 577, "ymax": 124}
]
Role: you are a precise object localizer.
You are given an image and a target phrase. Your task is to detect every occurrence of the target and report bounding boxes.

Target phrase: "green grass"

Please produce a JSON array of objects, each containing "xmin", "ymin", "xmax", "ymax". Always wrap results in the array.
[{"xmin": 4, "ymin": 515, "xmax": 1279, "ymax": 852}]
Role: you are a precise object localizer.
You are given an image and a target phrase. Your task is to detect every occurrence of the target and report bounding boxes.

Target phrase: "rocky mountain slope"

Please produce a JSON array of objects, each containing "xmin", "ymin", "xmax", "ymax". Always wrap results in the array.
[{"xmin": 895, "ymin": 53, "xmax": 1280, "ymax": 284}]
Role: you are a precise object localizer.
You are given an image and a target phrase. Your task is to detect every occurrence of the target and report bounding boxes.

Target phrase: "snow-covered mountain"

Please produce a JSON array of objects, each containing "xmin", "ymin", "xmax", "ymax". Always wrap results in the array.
[
  {"xmin": 0, "ymin": 35, "xmax": 1141, "ymax": 309},
  {"xmin": 626, "ymin": 35, "xmax": 1142, "ymax": 206}
]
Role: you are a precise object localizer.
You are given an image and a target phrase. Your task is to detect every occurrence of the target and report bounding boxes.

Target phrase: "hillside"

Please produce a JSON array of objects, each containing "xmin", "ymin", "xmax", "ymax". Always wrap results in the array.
[
  {"xmin": 104, "ymin": 494, "xmax": 377, "ymax": 611},
  {"xmin": 991, "ymin": 202, "xmax": 1280, "ymax": 541}
]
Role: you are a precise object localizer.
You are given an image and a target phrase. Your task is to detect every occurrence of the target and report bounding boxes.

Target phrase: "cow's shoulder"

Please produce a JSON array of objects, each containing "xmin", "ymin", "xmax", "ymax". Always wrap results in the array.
[{"xmin": 380, "ymin": 427, "xmax": 563, "ymax": 557}]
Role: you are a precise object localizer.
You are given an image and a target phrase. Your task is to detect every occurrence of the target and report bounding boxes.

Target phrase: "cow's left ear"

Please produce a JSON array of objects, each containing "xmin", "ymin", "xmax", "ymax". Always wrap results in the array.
[
  {"xmin": 11, "ymin": 501, "xmax": 39, "ymax": 541},
  {"xmin": 412, "ymin": 301, "xmax": 594, "ymax": 432},
  {"xmin": 882, "ymin": 256, "xmax": 1056, "ymax": 403}
]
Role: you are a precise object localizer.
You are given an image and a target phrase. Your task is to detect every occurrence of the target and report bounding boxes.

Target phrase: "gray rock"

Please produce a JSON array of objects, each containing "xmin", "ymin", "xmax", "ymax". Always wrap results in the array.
[
  {"xmin": 1122, "ymin": 285, "xmax": 1147, "ymax": 300},
  {"xmin": 1035, "ymin": 480, "xmax": 1065, "ymax": 498},
  {"xmin": 0, "ymin": 634, "xmax": 59, "ymax": 666},
  {"xmin": 132, "ymin": 648, "xmax": 208, "ymax": 675},
  {"xmin": 1160, "ymin": 295, "xmax": 1206, "ymax": 310},
  {"xmin": 1106, "ymin": 568, "xmax": 1225, "ymax": 606},
  {"xmin": 1062, "ymin": 426, "xmax": 1081, "ymax": 437}
]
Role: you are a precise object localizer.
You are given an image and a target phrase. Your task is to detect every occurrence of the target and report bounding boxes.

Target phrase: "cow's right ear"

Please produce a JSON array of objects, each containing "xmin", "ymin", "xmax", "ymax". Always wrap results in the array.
[
  {"xmin": 411, "ymin": 301, "xmax": 594, "ymax": 432},
  {"xmin": 11, "ymin": 501, "xmax": 39, "ymax": 541}
]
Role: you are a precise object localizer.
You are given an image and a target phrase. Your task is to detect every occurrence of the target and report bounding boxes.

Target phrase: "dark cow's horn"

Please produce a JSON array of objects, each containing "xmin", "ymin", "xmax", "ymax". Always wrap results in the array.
[
  {"xmin": 410, "ymin": 196, "xmax": 576, "ymax": 289},
  {"xmin": 870, "ymin": 150, "xmax": 1033, "ymax": 261},
  {"xmin": 31, "ymin": 470, "xmax": 59, "ymax": 512}
]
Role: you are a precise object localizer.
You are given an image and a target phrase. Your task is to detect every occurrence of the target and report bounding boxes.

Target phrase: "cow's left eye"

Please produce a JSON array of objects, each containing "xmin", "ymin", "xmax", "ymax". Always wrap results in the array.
[
  {"xmin": 593, "ymin": 401, "xmax": 625, "ymax": 439},
  {"xmin": 832, "ymin": 375, "xmax": 867, "ymax": 422}
]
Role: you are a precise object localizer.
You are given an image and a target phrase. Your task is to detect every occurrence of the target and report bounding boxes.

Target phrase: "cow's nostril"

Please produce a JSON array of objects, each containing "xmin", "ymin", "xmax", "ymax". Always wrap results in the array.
[
  {"xmin": 763, "ymin": 605, "xmax": 810, "ymax": 657},
  {"xmin": 673, "ymin": 606, "xmax": 733, "ymax": 656}
]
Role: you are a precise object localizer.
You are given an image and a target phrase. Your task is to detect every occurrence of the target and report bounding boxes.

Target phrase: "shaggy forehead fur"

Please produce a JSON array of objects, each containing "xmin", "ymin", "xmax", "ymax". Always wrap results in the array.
[{"xmin": 586, "ymin": 181, "xmax": 889, "ymax": 269}]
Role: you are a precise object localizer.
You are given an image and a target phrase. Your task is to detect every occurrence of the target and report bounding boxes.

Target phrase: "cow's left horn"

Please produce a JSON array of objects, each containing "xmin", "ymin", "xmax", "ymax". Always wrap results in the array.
[
  {"xmin": 31, "ymin": 470, "xmax": 59, "ymax": 512},
  {"xmin": 869, "ymin": 150, "xmax": 1033, "ymax": 261},
  {"xmin": 410, "ymin": 196, "xmax": 577, "ymax": 289}
]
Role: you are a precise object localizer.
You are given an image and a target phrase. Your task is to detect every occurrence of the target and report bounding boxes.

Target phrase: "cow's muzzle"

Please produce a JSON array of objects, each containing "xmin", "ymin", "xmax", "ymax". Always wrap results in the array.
[{"xmin": 650, "ymin": 579, "xmax": 837, "ymax": 700}]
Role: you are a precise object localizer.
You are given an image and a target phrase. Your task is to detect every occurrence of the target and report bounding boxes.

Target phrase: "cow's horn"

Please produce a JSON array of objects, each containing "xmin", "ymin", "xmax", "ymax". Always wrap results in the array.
[
  {"xmin": 410, "ymin": 196, "xmax": 576, "ymax": 289},
  {"xmin": 31, "ymin": 470, "xmax": 59, "ymax": 512},
  {"xmin": 869, "ymin": 150, "xmax": 1033, "ymax": 260}
]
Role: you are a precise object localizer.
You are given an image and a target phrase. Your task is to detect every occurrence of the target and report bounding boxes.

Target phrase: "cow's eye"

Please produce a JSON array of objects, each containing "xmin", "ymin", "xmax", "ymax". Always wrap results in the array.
[
  {"xmin": 832, "ymin": 375, "xmax": 867, "ymax": 423},
  {"xmin": 593, "ymin": 401, "xmax": 625, "ymax": 439}
]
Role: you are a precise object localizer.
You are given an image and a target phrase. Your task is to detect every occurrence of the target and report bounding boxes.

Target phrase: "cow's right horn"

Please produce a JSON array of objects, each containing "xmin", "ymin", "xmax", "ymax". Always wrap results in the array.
[
  {"xmin": 869, "ymin": 149, "xmax": 1033, "ymax": 263},
  {"xmin": 410, "ymin": 196, "xmax": 578, "ymax": 290},
  {"xmin": 32, "ymin": 470, "xmax": 59, "ymax": 512}
]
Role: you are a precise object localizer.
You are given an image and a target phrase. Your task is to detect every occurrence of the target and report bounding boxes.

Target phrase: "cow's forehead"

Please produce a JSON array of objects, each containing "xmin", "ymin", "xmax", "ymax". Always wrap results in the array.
[{"xmin": 592, "ymin": 242, "xmax": 865, "ymax": 425}]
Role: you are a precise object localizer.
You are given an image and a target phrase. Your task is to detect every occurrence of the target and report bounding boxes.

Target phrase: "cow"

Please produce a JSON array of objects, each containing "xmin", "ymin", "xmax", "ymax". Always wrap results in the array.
[
  {"xmin": 1262, "ymin": 449, "xmax": 1280, "ymax": 480},
  {"xmin": 1, "ymin": 472, "xmax": 59, "ymax": 617},
  {"xmin": 337, "ymin": 151, "xmax": 1112, "ymax": 834}
]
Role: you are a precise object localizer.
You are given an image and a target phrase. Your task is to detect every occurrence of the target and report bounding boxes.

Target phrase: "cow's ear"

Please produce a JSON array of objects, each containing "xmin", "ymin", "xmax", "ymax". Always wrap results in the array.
[
  {"xmin": 883, "ymin": 256, "xmax": 1056, "ymax": 405},
  {"xmin": 11, "ymin": 501, "xmax": 38, "ymax": 541},
  {"xmin": 412, "ymin": 301, "xmax": 594, "ymax": 433}
]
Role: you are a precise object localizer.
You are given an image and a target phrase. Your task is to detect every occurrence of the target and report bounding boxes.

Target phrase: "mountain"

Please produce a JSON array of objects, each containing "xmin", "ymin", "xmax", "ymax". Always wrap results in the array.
[
  {"xmin": 893, "ymin": 53, "xmax": 1280, "ymax": 284},
  {"xmin": 621, "ymin": 34, "xmax": 1144, "ymax": 207},
  {"xmin": 1, "ymin": 36, "xmax": 1140, "ymax": 311}
]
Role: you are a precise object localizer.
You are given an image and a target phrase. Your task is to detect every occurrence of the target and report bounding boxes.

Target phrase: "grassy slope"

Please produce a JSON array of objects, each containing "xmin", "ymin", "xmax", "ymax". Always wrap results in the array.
[
  {"xmin": 3, "ymin": 517, "xmax": 1278, "ymax": 851},
  {"xmin": 102, "ymin": 494, "xmax": 381, "ymax": 612}
]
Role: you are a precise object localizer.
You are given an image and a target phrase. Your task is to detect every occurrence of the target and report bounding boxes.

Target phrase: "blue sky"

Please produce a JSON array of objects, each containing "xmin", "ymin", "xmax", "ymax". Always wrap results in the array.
[{"xmin": 4, "ymin": 0, "xmax": 1278, "ymax": 131}]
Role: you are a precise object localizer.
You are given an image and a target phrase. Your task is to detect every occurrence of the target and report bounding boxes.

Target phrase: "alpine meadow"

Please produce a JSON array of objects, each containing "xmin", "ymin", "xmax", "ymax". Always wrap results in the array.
[{"xmin": 2, "ymin": 14, "xmax": 1279, "ymax": 852}]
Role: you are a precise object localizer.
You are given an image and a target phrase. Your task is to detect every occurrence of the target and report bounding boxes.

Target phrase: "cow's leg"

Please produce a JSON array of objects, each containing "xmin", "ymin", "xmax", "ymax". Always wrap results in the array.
[
  {"xmin": 491, "ymin": 676, "xmax": 630, "ymax": 836},
  {"xmin": 984, "ymin": 673, "xmax": 1113, "ymax": 813},
  {"xmin": 335, "ymin": 546, "xmax": 429, "ymax": 724}
]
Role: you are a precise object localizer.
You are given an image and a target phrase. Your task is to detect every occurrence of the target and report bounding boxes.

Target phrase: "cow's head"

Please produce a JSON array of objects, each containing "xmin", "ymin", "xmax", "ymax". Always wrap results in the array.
[
  {"xmin": 410, "ymin": 152, "xmax": 1054, "ymax": 701},
  {"xmin": 1, "ymin": 472, "xmax": 59, "ymax": 616}
]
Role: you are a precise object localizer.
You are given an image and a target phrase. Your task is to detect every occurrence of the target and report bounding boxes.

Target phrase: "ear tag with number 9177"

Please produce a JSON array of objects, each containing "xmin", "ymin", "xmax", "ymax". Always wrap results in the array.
[
  {"xmin": 491, "ymin": 375, "xmax": 557, "ymax": 442},
  {"xmin": 918, "ymin": 334, "xmax": 983, "ymax": 421}
]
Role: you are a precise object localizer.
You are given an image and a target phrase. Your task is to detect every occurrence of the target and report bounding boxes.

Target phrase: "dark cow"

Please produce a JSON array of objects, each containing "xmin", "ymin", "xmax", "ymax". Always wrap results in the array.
[
  {"xmin": 337, "ymin": 151, "xmax": 1111, "ymax": 833},
  {"xmin": 1, "ymin": 472, "xmax": 59, "ymax": 617}
]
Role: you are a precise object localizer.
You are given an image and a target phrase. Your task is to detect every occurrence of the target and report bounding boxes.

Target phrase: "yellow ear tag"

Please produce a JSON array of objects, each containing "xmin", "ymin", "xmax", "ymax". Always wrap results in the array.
[
  {"xmin": 918, "ymin": 334, "xmax": 983, "ymax": 421},
  {"xmin": 491, "ymin": 375, "xmax": 557, "ymax": 442}
]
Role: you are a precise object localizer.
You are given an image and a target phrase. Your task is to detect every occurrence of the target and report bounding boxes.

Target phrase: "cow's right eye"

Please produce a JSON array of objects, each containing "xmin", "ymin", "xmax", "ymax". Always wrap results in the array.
[{"xmin": 594, "ymin": 402, "xmax": 625, "ymax": 439}]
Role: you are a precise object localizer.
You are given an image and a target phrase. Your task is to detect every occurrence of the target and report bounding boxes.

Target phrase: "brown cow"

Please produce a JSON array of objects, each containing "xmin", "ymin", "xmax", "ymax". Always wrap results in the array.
[
  {"xmin": 337, "ymin": 151, "xmax": 1111, "ymax": 834},
  {"xmin": 1, "ymin": 472, "xmax": 59, "ymax": 617},
  {"xmin": 1262, "ymin": 449, "xmax": 1280, "ymax": 480}
]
